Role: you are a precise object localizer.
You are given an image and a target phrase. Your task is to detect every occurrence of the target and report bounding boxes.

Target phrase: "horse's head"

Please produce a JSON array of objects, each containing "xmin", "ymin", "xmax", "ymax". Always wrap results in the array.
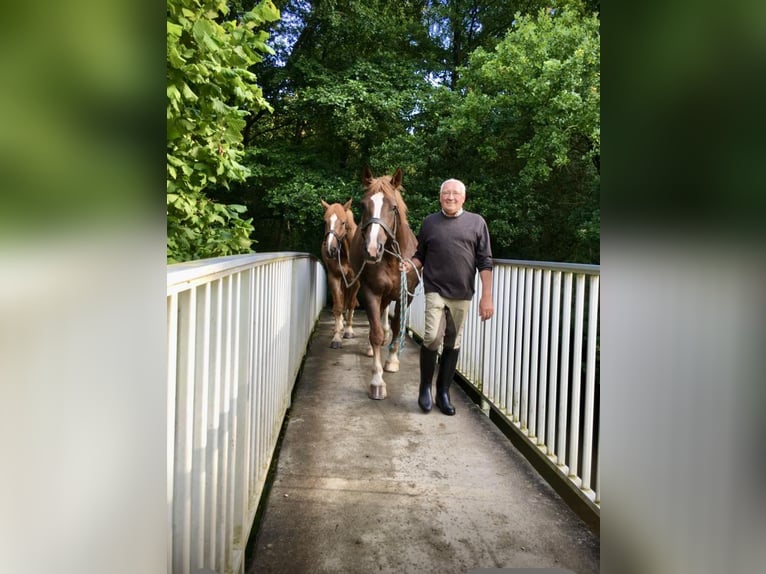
[
  {"xmin": 321, "ymin": 199, "xmax": 354, "ymax": 259},
  {"xmin": 358, "ymin": 167, "xmax": 405, "ymax": 264}
]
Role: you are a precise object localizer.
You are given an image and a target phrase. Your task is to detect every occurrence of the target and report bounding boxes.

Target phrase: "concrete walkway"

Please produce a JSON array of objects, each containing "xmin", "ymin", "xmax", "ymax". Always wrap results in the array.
[{"xmin": 245, "ymin": 309, "xmax": 599, "ymax": 574}]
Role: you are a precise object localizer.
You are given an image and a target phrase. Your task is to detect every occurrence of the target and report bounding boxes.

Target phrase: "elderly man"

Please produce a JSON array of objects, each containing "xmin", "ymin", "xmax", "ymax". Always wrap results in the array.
[{"xmin": 402, "ymin": 178, "xmax": 494, "ymax": 415}]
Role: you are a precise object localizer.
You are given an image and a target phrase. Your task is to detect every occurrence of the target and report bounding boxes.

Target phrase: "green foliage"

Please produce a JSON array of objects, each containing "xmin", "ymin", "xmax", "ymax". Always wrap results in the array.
[
  {"xmin": 371, "ymin": 2, "xmax": 600, "ymax": 262},
  {"xmin": 239, "ymin": 0, "xmax": 600, "ymax": 263},
  {"xmin": 465, "ymin": 5, "xmax": 600, "ymax": 188},
  {"xmin": 166, "ymin": 0, "xmax": 280, "ymax": 262},
  {"xmin": 452, "ymin": 3, "xmax": 601, "ymax": 261}
]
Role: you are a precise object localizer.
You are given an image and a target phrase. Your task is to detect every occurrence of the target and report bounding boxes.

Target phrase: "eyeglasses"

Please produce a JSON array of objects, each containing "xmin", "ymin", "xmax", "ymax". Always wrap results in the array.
[{"xmin": 440, "ymin": 190, "xmax": 464, "ymax": 197}]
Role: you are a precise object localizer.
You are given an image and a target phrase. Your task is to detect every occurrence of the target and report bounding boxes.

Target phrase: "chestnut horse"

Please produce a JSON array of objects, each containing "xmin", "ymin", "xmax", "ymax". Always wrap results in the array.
[
  {"xmin": 350, "ymin": 167, "xmax": 420, "ymax": 399},
  {"xmin": 320, "ymin": 199, "xmax": 360, "ymax": 348}
]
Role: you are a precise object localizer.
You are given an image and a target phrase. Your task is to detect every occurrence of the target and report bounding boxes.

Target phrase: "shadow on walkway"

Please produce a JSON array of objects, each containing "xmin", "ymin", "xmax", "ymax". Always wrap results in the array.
[{"xmin": 246, "ymin": 308, "xmax": 599, "ymax": 574}]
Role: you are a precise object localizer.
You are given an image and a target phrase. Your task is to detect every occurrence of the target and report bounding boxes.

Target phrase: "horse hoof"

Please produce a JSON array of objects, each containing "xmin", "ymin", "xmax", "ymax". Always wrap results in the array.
[
  {"xmin": 368, "ymin": 385, "xmax": 387, "ymax": 400},
  {"xmin": 330, "ymin": 341, "xmax": 341, "ymax": 349},
  {"xmin": 384, "ymin": 361, "xmax": 399, "ymax": 373},
  {"xmin": 343, "ymin": 332, "xmax": 354, "ymax": 339}
]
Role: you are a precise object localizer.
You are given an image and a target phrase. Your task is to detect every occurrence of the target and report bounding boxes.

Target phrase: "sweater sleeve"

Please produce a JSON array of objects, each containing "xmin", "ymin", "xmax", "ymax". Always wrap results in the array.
[{"xmin": 475, "ymin": 217, "xmax": 493, "ymax": 272}]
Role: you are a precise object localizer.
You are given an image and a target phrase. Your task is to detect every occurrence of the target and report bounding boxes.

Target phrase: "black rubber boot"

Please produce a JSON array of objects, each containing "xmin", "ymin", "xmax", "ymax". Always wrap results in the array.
[
  {"xmin": 418, "ymin": 346, "xmax": 438, "ymax": 412},
  {"xmin": 435, "ymin": 347, "xmax": 459, "ymax": 416}
]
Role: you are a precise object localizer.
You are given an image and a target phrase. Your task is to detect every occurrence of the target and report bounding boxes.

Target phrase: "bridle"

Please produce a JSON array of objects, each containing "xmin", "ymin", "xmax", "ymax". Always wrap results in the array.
[
  {"xmin": 359, "ymin": 204, "xmax": 399, "ymax": 245},
  {"xmin": 324, "ymin": 219, "xmax": 349, "ymax": 247}
]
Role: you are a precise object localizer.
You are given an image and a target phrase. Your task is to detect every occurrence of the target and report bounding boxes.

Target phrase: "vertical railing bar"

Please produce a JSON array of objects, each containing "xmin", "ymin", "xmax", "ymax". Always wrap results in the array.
[
  {"xmin": 507, "ymin": 267, "xmax": 518, "ymax": 415},
  {"xmin": 498, "ymin": 268, "xmax": 509, "ymax": 411},
  {"xmin": 192, "ymin": 283, "xmax": 211, "ymax": 569},
  {"xmin": 521, "ymin": 268, "xmax": 533, "ymax": 431},
  {"xmin": 218, "ymin": 274, "xmax": 233, "ymax": 571},
  {"xmin": 512, "ymin": 267, "xmax": 523, "ymax": 422},
  {"xmin": 581, "ymin": 274, "xmax": 599, "ymax": 490},
  {"xmin": 547, "ymin": 272, "xmax": 562, "ymax": 457},
  {"xmin": 481, "ymin": 272, "xmax": 492, "ymax": 399},
  {"xmin": 595, "ymin": 411, "xmax": 601, "ymax": 505},
  {"xmin": 538, "ymin": 270, "xmax": 551, "ymax": 448},
  {"xmin": 488, "ymin": 269, "xmax": 501, "ymax": 404},
  {"xmin": 529, "ymin": 269, "xmax": 542, "ymax": 439},
  {"xmin": 558, "ymin": 273, "xmax": 573, "ymax": 471},
  {"xmin": 207, "ymin": 278, "xmax": 223, "ymax": 570},
  {"xmin": 255, "ymin": 264, "xmax": 264, "ymax": 519},
  {"xmin": 174, "ymin": 288, "xmax": 196, "ymax": 574},
  {"xmin": 234, "ymin": 268, "xmax": 256, "ymax": 545},
  {"xmin": 263, "ymin": 262, "xmax": 272, "ymax": 480},
  {"xmin": 569, "ymin": 274, "xmax": 586, "ymax": 483},
  {"xmin": 282, "ymin": 261, "xmax": 291, "ymax": 412},
  {"xmin": 223, "ymin": 272, "xmax": 240, "ymax": 570},
  {"xmin": 269, "ymin": 262, "xmax": 277, "ymax": 475},
  {"xmin": 477, "ymin": 286, "xmax": 483, "ymax": 389},
  {"xmin": 166, "ymin": 293, "xmax": 179, "ymax": 574},
  {"xmin": 276, "ymin": 261, "xmax": 284, "ymax": 441}
]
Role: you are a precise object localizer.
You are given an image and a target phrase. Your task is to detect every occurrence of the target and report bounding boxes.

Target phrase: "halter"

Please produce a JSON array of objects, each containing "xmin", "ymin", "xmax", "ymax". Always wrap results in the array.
[
  {"xmin": 359, "ymin": 205, "xmax": 398, "ymax": 244},
  {"xmin": 324, "ymin": 220, "xmax": 349, "ymax": 247}
]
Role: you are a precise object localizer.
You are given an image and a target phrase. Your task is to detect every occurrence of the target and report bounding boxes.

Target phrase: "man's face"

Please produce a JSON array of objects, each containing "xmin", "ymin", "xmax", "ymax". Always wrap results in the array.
[{"xmin": 439, "ymin": 183, "xmax": 466, "ymax": 216}]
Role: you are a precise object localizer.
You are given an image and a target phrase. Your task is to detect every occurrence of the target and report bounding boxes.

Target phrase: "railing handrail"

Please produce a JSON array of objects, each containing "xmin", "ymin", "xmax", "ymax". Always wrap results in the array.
[
  {"xmin": 492, "ymin": 258, "xmax": 600, "ymax": 274},
  {"xmin": 167, "ymin": 252, "xmax": 316, "ymax": 293}
]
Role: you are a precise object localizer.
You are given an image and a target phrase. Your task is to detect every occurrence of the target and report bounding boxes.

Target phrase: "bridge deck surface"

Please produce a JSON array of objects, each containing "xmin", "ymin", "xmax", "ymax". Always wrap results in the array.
[{"xmin": 245, "ymin": 309, "xmax": 599, "ymax": 574}]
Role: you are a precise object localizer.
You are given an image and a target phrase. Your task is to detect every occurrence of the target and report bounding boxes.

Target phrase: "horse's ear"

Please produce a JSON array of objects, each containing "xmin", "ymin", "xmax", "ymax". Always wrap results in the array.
[
  {"xmin": 390, "ymin": 168, "xmax": 403, "ymax": 189},
  {"xmin": 362, "ymin": 165, "xmax": 373, "ymax": 185},
  {"xmin": 343, "ymin": 198, "xmax": 353, "ymax": 211},
  {"xmin": 321, "ymin": 199, "xmax": 330, "ymax": 209}
]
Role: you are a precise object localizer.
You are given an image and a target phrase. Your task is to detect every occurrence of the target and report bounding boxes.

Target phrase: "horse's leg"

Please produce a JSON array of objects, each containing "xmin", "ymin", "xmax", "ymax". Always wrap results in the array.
[
  {"xmin": 382, "ymin": 304, "xmax": 391, "ymax": 342},
  {"xmin": 369, "ymin": 342, "xmax": 387, "ymax": 399},
  {"xmin": 342, "ymin": 285, "xmax": 358, "ymax": 339},
  {"xmin": 374, "ymin": 301, "xmax": 391, "ymax": 357},
  {"xmin": 384, "ymin": 300, "xmax": 402, "ymax": 373},
  {"xmin": 363, "ymin": 296, "xmax": 387, "ymax": 400},
  {"xmin": 328, "ymin": 275, "xmax": 344, "ymax": 348}
]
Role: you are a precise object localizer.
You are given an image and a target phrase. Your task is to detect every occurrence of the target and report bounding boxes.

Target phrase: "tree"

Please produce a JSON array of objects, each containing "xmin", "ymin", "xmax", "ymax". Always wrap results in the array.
[
  {"xmin": 457, "ymin": 3, "xmax": 600, "ymax": 261},
  {"xmin": 166, "ymin": 0, "xmax": 280, "ymax": 262},
  {"xmin": 231, "ymin": 0, "xmax": 600, "ymax": 263},
  {"xmin": 373, "ymin": 2, "xmax": 600, "ymax": 262},
  {"xmin": 222, "ymin": 0, "xmax": 438, "ymax": 255}
]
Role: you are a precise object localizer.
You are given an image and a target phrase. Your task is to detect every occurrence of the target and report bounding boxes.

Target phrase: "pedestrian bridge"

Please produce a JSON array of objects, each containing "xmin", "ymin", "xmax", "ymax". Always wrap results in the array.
[{"xmin": 167, "ymin": 253, "xmax": 600, "ymax": 573}]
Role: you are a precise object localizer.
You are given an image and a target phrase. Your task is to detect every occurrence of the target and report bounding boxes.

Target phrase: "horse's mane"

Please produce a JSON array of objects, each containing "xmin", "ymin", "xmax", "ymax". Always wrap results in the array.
[{"xmin": 344, "ymin": 206, "xmax": 357, "ymax": 235}]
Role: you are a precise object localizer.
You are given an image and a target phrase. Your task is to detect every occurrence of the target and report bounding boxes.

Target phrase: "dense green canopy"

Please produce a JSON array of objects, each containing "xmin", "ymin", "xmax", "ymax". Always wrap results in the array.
[{"xmin": 167, "ymin": 0, "xmax": 600, "ymax": 263}]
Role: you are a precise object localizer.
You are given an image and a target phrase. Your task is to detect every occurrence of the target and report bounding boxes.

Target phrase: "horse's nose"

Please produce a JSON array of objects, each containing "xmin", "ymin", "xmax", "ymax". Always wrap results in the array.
[
  {"xmin": 366, "ymin": 241, "xmax": 384, "ymax": 263},
  {"xmin": 327, "ymin": 244, "xmax": 338, "ymax": 258}
]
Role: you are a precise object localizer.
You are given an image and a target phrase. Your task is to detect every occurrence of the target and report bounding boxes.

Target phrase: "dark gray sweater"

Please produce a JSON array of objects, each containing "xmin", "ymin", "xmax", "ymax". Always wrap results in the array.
[{"xmin": 414, "ymin": 210, "xmax": 493, "ymax": 300}]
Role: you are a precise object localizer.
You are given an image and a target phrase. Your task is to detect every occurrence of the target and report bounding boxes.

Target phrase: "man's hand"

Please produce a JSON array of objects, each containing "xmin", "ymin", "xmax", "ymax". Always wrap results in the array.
[
  {"xmin": 478, "ymin": 270, "xmax": 494, "ymax": 321},
  {"xmin": 479, "ymin": 295, "xmax": 494, "ymax": 322},
  {"xmin": 400, "ymin": 258, "xmax": 420, "ymax": 273}
]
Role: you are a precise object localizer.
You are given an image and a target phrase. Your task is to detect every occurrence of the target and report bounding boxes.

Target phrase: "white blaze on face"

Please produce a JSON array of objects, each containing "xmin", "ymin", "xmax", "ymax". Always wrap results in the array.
[
  {"xmin": 326, "ymin": 213, "xmax": 338, "ymax": 254},
  {"xmin": 365, "ymin": 192, "xmax": 384, "ymax": 259}
]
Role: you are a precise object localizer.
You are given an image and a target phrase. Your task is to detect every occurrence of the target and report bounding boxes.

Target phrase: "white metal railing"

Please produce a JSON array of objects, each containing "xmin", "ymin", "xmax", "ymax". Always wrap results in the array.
[
  {"xmin": 166, "ymin": 253, "xmax": 327, "ymax": 574},
  {"xmin": 407, "ymin": 259, "xmax": 600, "ymax": 512}
]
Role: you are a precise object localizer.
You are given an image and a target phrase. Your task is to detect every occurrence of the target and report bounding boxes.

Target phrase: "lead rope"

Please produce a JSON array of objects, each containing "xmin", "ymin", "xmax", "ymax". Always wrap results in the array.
[
  {"xmin": 336, "ymin": 245, "xmax": 366, "ymax": 289},
  {"xmin": 385, "ymin": 242, "xmax": 423, "ymax": 355}
]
